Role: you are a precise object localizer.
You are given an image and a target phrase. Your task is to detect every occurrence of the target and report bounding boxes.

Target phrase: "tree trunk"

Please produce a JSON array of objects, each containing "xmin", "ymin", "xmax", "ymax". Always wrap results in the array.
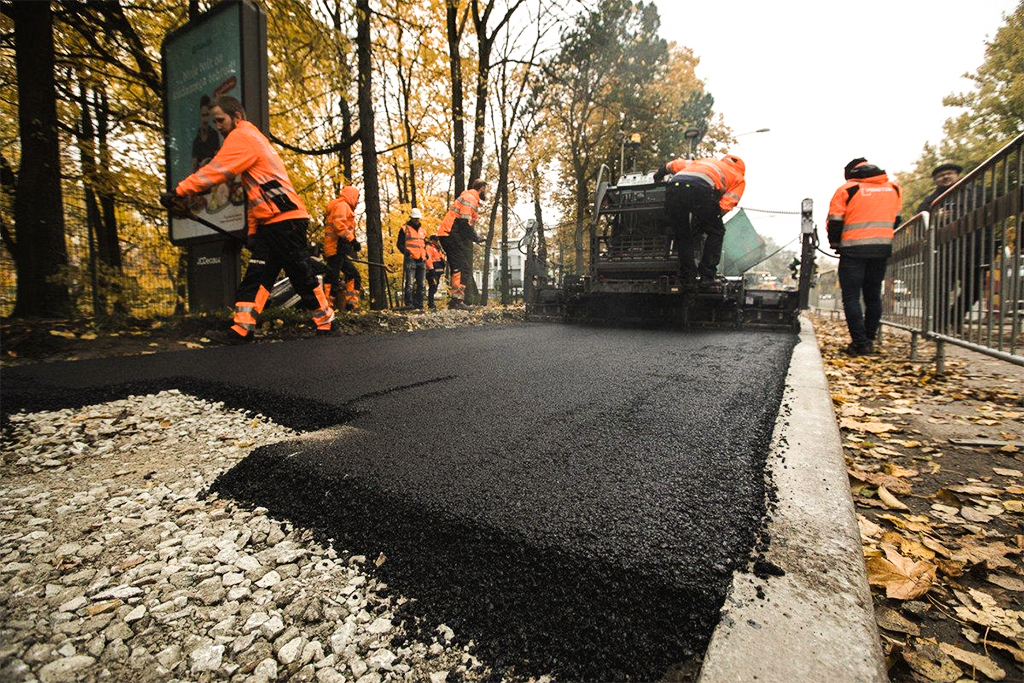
[
  {"xmin": 532, "ymin": 165, "xmax": 547, "ymax": 269},
  {"xmin": 574, "ymin": 168, "xmax": 588, "ymax": 276},
  {"xmin": 10, "ymin": 1, "xmax": 70, "ymax": 318},
  {"xmin": 480, "ymin": 195, "xmax": 499, "ymax": 304},
  {"xmin": 356, "ymin": 0, "xmax": 386, "ymax": 310},
  {"xmin": 498, "ymin": 141, "xmax": 510, "ymax": 305},
  {"xmin": 468, "ymin": 36, "xmax": 491, "ymax": 184},
  {"xmin": 446, "ymin": 0, "xmax": 465, "ymax": 196}
]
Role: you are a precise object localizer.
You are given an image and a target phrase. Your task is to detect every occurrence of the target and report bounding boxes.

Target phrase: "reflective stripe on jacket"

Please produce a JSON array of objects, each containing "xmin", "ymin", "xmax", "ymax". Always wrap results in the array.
[
  {"xmin": 401, "ymin": 223, "xmax": 426, "ymax": 260},
  {"xmin": 324, "ymin": 186, "xmax": 359, "ymax": 257},
  {"xmin": 436, "ymin": 189, "xmax": 481, "ymax": 237},
  {"xmin": 667, "ymin": 157, "xmax": 745, "ymax": 213},
  {"xmin": 828, "ymin": 173, "xmax": 902, "ymax": 255},
  {"xmin": 177, "ymin": 120, "xmax": 308, "ymax": 236}
]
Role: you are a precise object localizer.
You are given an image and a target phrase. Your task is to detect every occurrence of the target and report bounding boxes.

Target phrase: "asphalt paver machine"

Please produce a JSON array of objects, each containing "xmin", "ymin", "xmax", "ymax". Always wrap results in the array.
[{"xmin": 527, "ymin": 168, "xmax": 800, "ymax": 330}]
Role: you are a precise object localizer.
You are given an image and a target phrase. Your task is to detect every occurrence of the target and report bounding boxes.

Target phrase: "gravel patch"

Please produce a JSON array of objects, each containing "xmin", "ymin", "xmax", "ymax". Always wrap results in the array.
[{"xmin": 1, "ymin": 390, "xmax": 519, "ymax": 682}]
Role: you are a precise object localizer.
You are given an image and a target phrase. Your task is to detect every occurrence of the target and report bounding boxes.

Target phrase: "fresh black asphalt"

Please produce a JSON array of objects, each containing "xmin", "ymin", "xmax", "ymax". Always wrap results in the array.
[{"xmin": 1, "ymin": 322, "xmax": 797, "ymax": 680}]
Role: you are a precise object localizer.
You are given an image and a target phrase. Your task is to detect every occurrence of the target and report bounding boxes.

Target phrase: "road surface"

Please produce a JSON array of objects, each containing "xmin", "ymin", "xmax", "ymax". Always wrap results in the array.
[{"xmin": 2, "ymin": 322, "xmax": 797, "ymax": 680}]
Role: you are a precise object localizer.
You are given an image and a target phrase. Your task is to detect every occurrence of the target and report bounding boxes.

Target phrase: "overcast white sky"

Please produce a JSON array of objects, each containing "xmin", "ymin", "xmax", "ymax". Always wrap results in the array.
[{"xmin": 651, "ymin": 0, "xmax": 1017, "ymax": 255}]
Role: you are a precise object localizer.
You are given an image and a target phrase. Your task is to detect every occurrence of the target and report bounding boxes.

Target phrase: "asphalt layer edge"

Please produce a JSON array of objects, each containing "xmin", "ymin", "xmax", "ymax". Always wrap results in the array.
[{"xmin": 698, "ymin": 315, "xmax": 888, "ymax": 683}]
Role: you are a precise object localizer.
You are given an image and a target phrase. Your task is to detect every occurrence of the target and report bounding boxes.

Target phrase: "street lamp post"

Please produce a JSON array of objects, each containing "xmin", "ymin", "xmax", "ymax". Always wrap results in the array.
[
  {"xmin": 684, "ymin": 127, "xmax": 701, "ymax": 159},
  {"xmin": 734, "ymin": 128, "xmax": 770, "ymax": 138}
]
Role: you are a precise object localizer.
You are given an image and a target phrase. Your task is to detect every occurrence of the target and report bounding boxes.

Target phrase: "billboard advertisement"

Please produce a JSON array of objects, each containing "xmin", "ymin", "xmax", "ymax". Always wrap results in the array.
[{"xmin": 162, "ymin": 1, "xmax": 266, "ymax": 246}]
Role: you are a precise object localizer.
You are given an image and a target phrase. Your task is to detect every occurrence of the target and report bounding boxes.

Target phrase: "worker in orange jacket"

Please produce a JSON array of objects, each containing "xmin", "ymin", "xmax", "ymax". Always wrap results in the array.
[
  {"xmin": 161, "ymin": 95, "xmax": 334, "ymax": 342},
  {"xmin": 324, "ymin": 185, "xmax": 362, "ymax": 312},
  {"xmin": 654, "ymin": 154, "xmax": 746, "ymax": 286},
  {"xmin": 828, "ymin": 158, "xmax": 903, "ymax": 356},
  {"xmin": 424, "ymin": 236, "xmax": 445, "ymax": 310},
  {"xmin": 397, "ymin": 208, "xmax": 427, "ymax": 310},
  {"xmin": 436, "ymin": 179, "xmax": 487, "ymax": 310}
]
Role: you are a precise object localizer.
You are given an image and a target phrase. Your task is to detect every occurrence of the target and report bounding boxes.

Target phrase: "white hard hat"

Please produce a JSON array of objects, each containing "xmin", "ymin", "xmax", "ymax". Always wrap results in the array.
[{"xmin": 410, "ymin": 208, "xmax": 422, "ymax": 219}]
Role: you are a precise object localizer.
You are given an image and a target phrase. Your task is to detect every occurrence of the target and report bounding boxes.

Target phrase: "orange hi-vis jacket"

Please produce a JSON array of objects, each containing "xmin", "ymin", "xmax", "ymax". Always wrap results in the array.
[
  {"xmin": 176, "ymin": 119, "xmax": 307, "ymax": 236},
  {"xmin": 324, "ymin": 186, "xmax": 359, "ymax": 257},
  {"xmin": 425, "ymin": 243, "xmax": 444, "ymax": 270},
  {"xmin": 401, "ymin": 223, "xmax": 426, "ymax": 260},
  {"xmin": 436, "ymin": 189, "xmax": 481, "ymax": 237},
  {"xmin": 666, "ymin": 157, "xmax": 746, "ymax": 213},
  {"xmin": 828, "ymin": 171, "xmax": 902, "ymax": 257}
]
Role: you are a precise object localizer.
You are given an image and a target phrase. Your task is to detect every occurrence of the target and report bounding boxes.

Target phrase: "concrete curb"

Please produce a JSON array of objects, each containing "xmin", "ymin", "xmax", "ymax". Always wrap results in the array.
[{"xmin": 698, "ymin": 316, "xmax": 888, "ymax": 683}]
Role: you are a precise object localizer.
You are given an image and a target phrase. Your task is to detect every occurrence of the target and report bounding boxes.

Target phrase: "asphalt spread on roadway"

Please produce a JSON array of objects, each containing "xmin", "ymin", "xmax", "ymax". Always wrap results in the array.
[{"xmin": 1, "ymin": 323, "xmax": 797, "ymax": 680}]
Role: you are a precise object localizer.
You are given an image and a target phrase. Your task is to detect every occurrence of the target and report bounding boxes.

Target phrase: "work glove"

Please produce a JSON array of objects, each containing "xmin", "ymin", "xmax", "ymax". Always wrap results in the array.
[
  {"xmin": 352, "ymin": 239, "xmax": 361, "ymax": 253},
  {"xmin": 653, "ymin": 167, "xmax": 668, "ymax": 183},
  {"xmin": 160, "ymin": 191, "xmax": 189, "ymax": 218}
]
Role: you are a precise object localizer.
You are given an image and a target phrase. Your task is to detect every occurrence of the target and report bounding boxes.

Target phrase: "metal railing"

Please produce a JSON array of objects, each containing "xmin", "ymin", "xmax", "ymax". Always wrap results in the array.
[{"xmin": 881, "ymin": 132, "xmax": 1024, "ymax": 369}]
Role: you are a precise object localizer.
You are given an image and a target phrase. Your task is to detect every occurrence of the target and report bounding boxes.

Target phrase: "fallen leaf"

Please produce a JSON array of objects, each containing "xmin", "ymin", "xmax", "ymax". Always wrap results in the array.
[
  {"xmin": 841, "ymin": 417, "xmax": 900, "ymax": 434},
  {"xmin": 938, "ymin": 643, "xmax": 1005, "ymax": 681},
  {"xmin": 982, "ymin": 640, "xmax": 1024, "ymax": 664},
  {"xmin": 920, "ymin": 536, "xmax": 953, "ymax": 558},
  {"xmin": 1008, "ymin": 485, "xmax": 1024, "ymax": 495},
  {"xmin": 953, "ymin": 588, "xmax": 1024, "ymax": 642},
  {"xmin": 947, "ymin": 484, "xmax": 1001, "ymax": 496},
  {"xmin": 880, "ymin": 514, "xmax": 934, "ymax": 533},
  {"xmin": 876, "ymin": 606, "xmax": 920, "ymax": 635},
  {"xmin": 987, "ymin": 574, "xmax": 1024, "ymax": 592},
  {"xmin": 849, "ymin": 470, "xmax": 913, "ymax": 495},
  {"xmin": 897, "ymin": 440, "xmax": 922, "ymax": 448},
  {"xmin": 199, "ymin": 337, "xmax": 212, "ymax": 343},
  {"xmin": 993, "ymin": 467, "xmax": 1022, "ymax": 477},
  {"xmin": 902, "ymin": 639, "xmax": 961, "ymax": 682},
  {"xmin": 880, "ymin": 532, "xmax": 936, "ymax": 561},
  {"xmin": 87, "ymin": 599, "xmax": 122, "ymax": 616},
  {"xmin": 866, "ymin": 544, "xmax": 936, "ymax": 599},
  {"xmin": 884, "ymin": 463, "xmax": 919, "ymax": 478},
  {"xmin": 878, "ymin": 486, "xmax": 910, "ymax": 510},
  {"xmin": 961, "ymin": 506, "xmax": 993, "ymax": 523},
  {"xmin": 1001, "ymin": 444, "xmax": 1020, "ymax": 453},
  {"xmin": 1004, "ymin": 500, "xmax": 1023, "ymax": 513},
  {"xmin": 857, "ymin": 514, "xmax": 883, "ymax": 539},
  {"xmin": 79, "ymin": 332, "xmax": 97, "ymax": 340},
  {"xmin": 49, "ymin": 330, "xmax": 76, "ymax": 339},
  {"xmin": 950, "ymin": 538, "xmax": 1021, "ymax": 571}
]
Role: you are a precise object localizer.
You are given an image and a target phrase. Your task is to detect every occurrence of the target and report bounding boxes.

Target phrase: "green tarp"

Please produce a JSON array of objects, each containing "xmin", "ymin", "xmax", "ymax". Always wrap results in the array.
[{"xmin": 721, "ymin": 209, "xmax": 766, "ymax": 276}]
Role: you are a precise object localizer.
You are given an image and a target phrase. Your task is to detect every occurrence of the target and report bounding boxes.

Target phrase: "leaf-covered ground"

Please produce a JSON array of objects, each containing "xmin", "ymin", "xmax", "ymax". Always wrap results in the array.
[
  {"xmin": 0, "ymin": 305, "xmax": 525, "ymax": 368},
  {"xmin": 814, "ymin": 315, "xmax": 1024, "ymax": 682}
]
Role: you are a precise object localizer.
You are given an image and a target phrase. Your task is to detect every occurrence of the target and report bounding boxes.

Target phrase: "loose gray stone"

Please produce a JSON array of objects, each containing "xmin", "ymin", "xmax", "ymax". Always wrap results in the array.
[
  {"xmin": 37, "ymin": 655, "xmax": 95, "ymax": 683},
  {"xmin": 189, "ymin": 643, "xmax": 224, "ymax": 673}
]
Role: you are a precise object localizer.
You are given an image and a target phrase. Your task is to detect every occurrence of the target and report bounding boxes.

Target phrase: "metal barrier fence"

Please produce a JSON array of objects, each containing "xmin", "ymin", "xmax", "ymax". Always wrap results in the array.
[
  {"xmin": 881, "ymin": 132, "xmax": 1024, "ymax": 369},
  {"xmin": 0, "ymin": 184, "xmax": 183, "ymax": 319}
]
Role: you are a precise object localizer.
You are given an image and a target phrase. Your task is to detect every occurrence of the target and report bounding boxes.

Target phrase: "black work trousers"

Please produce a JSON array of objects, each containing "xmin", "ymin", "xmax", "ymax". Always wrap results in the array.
[
  {"xmin": 664, "ymin": 179, "xmax": 725, "ymax": 280},
  {"xmin": 238, "ymin": 218, "xmax": 321, "ymax": 310},
  {"xmin": 838, "ymin": 255, "xmax": 887, "ymax": 346},
  {"xmin": 325, "ymin": 242, "xmax": 361, "ymax": 293}
]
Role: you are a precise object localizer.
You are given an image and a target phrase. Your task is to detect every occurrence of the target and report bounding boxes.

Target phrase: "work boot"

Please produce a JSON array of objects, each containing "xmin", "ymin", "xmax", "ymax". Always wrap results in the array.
[
  {"xmin": 316, "ymin": 320, "xmax": 341, "ymax": 337},
  {"xmin": 842, "ymin": 341, "xmax": 873, "ymax": 357},
  {"xmin": 449, "ymin": 300, "xmax": 471, "ymax": 311}
]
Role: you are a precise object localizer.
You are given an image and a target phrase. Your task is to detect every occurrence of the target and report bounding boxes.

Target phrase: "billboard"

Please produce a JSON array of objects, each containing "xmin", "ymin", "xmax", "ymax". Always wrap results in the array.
[{"xmin": 162, "ymin": 1, "xmax": 266, "ymax": 245}]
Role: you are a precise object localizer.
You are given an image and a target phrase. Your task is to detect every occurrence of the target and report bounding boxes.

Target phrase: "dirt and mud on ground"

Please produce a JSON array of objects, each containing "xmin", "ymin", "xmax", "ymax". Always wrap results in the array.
[
  {"xmin": 0, "ymin": 305, "xmax": 525, "ymax": 368},
  {"xmin": 813, "ymin": 315, "xmax": 1024, "ymax": 682}
]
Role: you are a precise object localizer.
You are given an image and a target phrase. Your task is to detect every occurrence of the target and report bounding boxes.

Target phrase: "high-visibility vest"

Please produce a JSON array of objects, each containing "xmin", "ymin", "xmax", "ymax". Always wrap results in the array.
[
  {"xmin": 436, "ymin": 189, "xmax": 481, "ymax": 237},
  {"xmin": 177, "ymin": 119, "xmax": 307, "ymax": 236},
  {"xmin": 324, "ymin": 186, "xmax": 359, "ymax": 257},
  {"xmin": 828, "ymin": 173, "xmax": 902, "ymax": 253},
  {"xmin": 667, "ymin": 157, "xmax": 746, "ymax": 212},
  {"xmin": 401, "ymin": 223, "xmax": 426, "ymax": 260}
]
